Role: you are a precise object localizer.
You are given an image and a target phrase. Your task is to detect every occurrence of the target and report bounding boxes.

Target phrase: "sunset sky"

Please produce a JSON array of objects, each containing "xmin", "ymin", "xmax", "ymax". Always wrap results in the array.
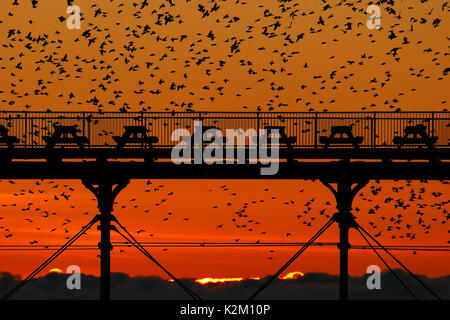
[{"xmin": 0, "ymin": 0, "xmax": 448, "ymax": 287}]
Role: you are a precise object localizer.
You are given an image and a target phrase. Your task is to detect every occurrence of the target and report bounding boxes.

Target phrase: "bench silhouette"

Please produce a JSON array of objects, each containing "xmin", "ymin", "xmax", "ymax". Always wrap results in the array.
[
  {"xmin": 43, "ymin": 125, "xmax": 89, "ymax": 150},
  {"xmin": 258, "ymin": 126, "xmax": 296, "ymax": 162},
  {"xmin": 393, "ymin": 124, "xmax": 437, "ymax": 149},
  {"xmin": 0, "ymin": 125, "xmax": 20, "ymax": 149},
  {"xmin": 252, "ymin": 126, "xmax": 296, "ymax": 144},
  {"xmin": 264, "ymin": 126, "xmax": 296, "ymax": 145},
  {"xmin": 319, "ymin": 125, "xmax": 363, "ymax": 149},
  {"xmin": 113, "ymin": 126, "xmax": 159, "ymax": 150}
]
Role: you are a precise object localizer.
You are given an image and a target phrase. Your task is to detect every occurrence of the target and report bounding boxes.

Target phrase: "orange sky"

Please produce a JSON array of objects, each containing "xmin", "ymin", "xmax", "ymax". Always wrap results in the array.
[
  {"xmin": 0, "ymin": 179, "xmax": 448, "ymax": 279},
  {"xmin": 0, "ymin": 0, "xmax": 448, "ymax": 112},
  {"xmin": 0, "ymin": 0, "xmax": 448, "ymax": 281}
]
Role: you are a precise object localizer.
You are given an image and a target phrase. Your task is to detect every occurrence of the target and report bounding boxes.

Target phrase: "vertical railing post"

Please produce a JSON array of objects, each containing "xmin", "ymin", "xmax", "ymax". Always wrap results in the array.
[
  {"xmin": 82, "ymin": 112, "xmax": 86, "ymax": 138},
  {"xmin": 140, "ymin": 111, "xmax": 145, "ymax": 149},
  {"xmin": 430, "ymin": 112, "xmax": 434, "ymax": 138},
  {"xmin": 314, "ymin": 112, "xmax": 318, "ymax": 149},
  {"xmin": 256, "ymin": 112, "xmax": 260, "ymax": 158},
  {"xmin": 24, "ymin": 111, "xmax": 28, "ymax": 148},
  {"xmin": 87, "ymin": 113, "xmax": 91, "ymax": 147},
  {"xmin": 30, "ymin": 114, "xmax": 34, "ymax": 147},
  {"xmin": 371, "ymin": 112, "xmax": 376, "ymax": 148}
]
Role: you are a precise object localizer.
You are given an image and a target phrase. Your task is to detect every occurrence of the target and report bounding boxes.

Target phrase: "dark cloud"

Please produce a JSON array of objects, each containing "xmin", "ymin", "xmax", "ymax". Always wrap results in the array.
[{"xmin": 0, "ymin": 270, "xmax": 448, "ymax": 300}]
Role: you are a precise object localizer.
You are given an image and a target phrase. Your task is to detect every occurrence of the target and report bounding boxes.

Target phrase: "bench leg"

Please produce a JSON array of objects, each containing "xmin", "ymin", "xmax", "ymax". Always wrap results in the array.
[
  {"xmin": 46, "ymin": 140, "xmax": 56, "ymax": 151},
  {"xmin": 324, "ymin": 132, "xmax": 337, "ymax": 149},
  {"xmin": 68, "ymin": 133, "xmax": 84, "ymax": 149},
  {"xmin": 45, "ymin": 133, "xmax": 60, "ymax": 150},
  {"xmin": 283, "ymin": 139, "xmax": 295, "ymax": 163}
]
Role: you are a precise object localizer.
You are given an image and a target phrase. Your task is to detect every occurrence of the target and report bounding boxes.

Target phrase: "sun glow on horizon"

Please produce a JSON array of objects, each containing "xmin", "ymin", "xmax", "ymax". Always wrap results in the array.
[
  {"xmin": 169, "ymin": 276, "xmax": 262, "ymax": 284},
  {"xmin": 195, "ymin": 277, "xmax": 244, "ymax": 284},
  {"xmin": 281, "ymin": 271, "xmax": 304, "ymax": 280},
  {"xmin": 168, "ymin": 274, "xmax": 306, "ymax": 285},
  {"xmin": 48, "ymin": 268, "xmax": 63, "ymax": 274}
]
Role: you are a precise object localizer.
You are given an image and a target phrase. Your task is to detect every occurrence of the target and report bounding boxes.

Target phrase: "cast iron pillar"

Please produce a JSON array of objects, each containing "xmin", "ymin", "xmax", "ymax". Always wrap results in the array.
[
  {"xmin": 82, "ymin": 177, "xmax": 130, "ymax": 301},
  {"xmin": 321, "ymin": 178, "xmax": 368, "ymax": 300}
]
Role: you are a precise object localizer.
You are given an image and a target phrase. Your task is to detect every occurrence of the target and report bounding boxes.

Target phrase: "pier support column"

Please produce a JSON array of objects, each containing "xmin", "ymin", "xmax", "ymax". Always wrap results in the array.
[
  {"xmin": 82, "ymin": 177, "xmax": 130, "ymax": 301},
  {"xmin": 320, "ymin": 178, "xmax": 368, "ymax": 300}
]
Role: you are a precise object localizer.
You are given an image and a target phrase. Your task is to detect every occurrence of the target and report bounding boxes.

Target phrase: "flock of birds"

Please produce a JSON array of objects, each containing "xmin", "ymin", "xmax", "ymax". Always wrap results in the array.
[
  {"xmin": 0, "ymin": 178, "xmax": 448, "ymax": 261},
  {"xmin": 0, "ymin": 1, "xmax": 448, "ymax": 263},
  {"xmin": 0, "ymin": 0, "xmax": 448, "ymax": 112}
]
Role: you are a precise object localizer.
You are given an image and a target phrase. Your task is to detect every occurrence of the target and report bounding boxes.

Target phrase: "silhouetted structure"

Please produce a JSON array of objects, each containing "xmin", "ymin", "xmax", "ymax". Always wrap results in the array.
[{"xmin": 0, "ymin": 111, "xmax": 448, "ymax": 300}]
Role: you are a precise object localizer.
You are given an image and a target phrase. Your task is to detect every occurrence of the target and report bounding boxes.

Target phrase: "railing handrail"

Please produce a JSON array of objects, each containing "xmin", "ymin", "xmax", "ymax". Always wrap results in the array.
[
  {"xmin": 0, "ymin": 110, "xmax": 449, "ymax": 115},
  {"xmin": 0, "ymin": 110, "xmax": 447, "ymax": 150}
]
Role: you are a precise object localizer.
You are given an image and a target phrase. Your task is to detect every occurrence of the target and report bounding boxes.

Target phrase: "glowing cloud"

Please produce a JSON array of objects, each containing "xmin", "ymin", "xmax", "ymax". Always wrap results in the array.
[
  {"xmin": 190, "ymin": 276, "xmax": 262, "ymax": 285},
  {"xmin": 167, "ymin": 274, "xmax": 296, "ymax": 285},
  {"xmin": 280, "ymin": 271, "xmax": 304, "ymax": 280},
  {"xmin": 195, "ymin": 277, "xmax": 244, "ymax": 285}
]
